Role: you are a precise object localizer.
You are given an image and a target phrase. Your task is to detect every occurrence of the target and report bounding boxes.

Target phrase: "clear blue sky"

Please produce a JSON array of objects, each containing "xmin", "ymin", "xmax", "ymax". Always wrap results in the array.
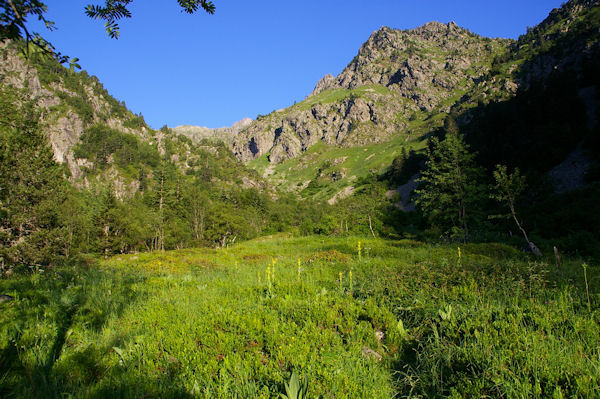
[{"xmin": 31, "ymin": 0, "xmax": 564, "ymax": 129}]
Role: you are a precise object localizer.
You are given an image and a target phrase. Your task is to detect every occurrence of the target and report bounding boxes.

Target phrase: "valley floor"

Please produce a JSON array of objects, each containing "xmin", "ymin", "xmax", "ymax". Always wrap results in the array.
[{"xmin": 0, "ymin": 235, "xmax": 598, "ymax": 398}]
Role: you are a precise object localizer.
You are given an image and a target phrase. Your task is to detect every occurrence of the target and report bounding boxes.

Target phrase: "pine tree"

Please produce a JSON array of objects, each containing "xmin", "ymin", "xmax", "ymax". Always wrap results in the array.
[
  {"xmin": 415, "ymin": 131, "xmax": 484, "ymax": 242},
  {"xmin": 94, "ymin": 187, "xmax": 120, "ymax": 258},
  {"xmin": 0, "ymin": 86, "xmax": 69, "ymax": 270}
]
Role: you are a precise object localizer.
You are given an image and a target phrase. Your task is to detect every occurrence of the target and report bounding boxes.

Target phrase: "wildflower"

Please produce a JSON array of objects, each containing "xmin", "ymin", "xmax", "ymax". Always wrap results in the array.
[
  {"xmin": 349, "ymin": 270, "xmax": 353, "ymax": 293},
  {"xmin": 358, "ymin": 241, "xmax": 362, "ymax": 260}
]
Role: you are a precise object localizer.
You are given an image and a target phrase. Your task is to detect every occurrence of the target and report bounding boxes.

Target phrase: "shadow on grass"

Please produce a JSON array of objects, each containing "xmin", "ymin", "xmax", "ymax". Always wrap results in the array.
[{"xmin": 0, "ymin": 266, "xmax": 148, "ymax": 398}]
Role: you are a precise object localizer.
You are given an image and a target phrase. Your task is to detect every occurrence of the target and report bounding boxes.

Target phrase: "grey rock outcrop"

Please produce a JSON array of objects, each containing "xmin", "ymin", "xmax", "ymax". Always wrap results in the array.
[
  {"xmin": 308, "ymin": 74, "xmax": 336, "ymax": 97},
  {"xmin": 232, "ymin": 92, "xmax": 402, "ymax": 163},
  {"xmin": 172, "ymin": 117, "xmax": 252, "ymax": 145},
  {"xmin": 547, "ymin": 144, "xmax": 592, "ymax": 193}
]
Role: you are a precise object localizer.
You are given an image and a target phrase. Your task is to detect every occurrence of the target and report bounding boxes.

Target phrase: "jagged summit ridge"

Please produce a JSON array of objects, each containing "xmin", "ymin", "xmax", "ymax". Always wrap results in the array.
[
  {"xmin": 331, "ymin": 21, "xmax": 492, "ymax": 91},
  {"xmin": 308, "ymin": 21, "xmax": 478, "ymax": 96}
]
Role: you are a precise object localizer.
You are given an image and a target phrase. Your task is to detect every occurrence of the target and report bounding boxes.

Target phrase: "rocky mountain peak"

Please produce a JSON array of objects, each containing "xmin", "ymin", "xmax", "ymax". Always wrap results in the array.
[
  {"xmin": 333, "ymin": 20, "xmax": 495, "ymax": 91},
  {"xmin": 413, "ymin": 21, "xmax": 459, "ymax": 37},
  {"xmin": 308, "ymin": 73, "xmax": 336, "ymax": 97},
  {"xmin": 231, "ymin": 117, "xmax": 253, "ymax": 130}
]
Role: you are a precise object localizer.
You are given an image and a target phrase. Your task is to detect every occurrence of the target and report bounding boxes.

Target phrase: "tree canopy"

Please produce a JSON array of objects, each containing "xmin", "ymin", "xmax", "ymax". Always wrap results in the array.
[{"xmin": 85, "ymin": 0, "xmax": 216, "ymax": 39}]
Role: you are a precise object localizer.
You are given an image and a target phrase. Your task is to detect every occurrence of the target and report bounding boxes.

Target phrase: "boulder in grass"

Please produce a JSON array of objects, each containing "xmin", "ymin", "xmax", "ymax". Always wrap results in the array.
[{"xmin": 0, "ymin": 294, "xmax": 14, "ymax": 303}]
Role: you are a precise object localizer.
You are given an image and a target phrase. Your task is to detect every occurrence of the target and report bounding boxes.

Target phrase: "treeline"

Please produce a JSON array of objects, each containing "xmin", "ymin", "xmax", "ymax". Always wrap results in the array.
[
  {"xmin": 63, "ymin": 180, "xmax": 325, "ymax": 257},
  {"xmin": 0, "ymin": 85, "xmax": 326, "ymax": 273}
]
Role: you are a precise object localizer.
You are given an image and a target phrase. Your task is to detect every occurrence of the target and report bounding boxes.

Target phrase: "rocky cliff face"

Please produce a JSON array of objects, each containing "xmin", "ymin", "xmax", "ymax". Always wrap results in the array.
[
  {"xmin": 232, "ymin": 1, "xmax": 600, "ymax": 168},
  {"xmin": 308, "ymin": 74, "xmax": 335, "ymax": 97},
  {"xmin": 333, "ymin": 23, "xmax": 500, "ymax": 96},
  {"xmin": 231, "ymin": 22, "xmax": 510, "ymax": 164}
]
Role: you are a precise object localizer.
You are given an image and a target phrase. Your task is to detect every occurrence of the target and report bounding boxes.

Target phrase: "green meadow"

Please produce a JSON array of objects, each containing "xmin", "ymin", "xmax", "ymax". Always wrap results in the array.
[{"xmin": 1, "ymin": 235, "xmax": 598, "ymax": 398}]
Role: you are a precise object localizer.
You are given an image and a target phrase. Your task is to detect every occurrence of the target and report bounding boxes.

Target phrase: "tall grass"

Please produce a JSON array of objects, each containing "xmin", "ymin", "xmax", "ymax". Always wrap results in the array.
[{"xmin": 0, "ymin": 236, "xmax": 598, "ymax": 397}]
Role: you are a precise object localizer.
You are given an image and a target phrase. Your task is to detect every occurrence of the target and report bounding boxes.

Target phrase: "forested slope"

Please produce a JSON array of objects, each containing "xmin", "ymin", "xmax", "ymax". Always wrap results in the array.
[{"xmin": 0, "ymin": 41, "xmax": 325, "ymax": 273}]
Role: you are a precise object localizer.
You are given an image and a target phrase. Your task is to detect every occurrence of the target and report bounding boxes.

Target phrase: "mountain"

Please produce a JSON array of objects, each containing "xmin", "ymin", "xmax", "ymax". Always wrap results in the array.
[
  {"xmin": 221, "ymin": 21, "xmax": 514, "ymax": 202},
  {"xmin": 458, "ymin": 0, "xmax": 600, "ymax": 173},
  {"xmin": 0, "ymin": 40, "xmax": 319, "ymax": 267},
  {"xmin": 0, "ymin": 41, "xmax": 152, "ymax": 191},
  {"xmin": 232, "ymin": 22, "xmax": 510, "ymax": 165},
  {"xmin": 223, "ymin": 0, "xmax": 600, "ymax": 204}
]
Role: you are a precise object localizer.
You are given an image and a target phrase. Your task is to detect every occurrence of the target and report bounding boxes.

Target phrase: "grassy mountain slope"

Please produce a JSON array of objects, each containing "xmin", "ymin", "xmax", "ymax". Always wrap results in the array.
[
  {"xmin": 0, "ymin": 40, "xmax": 271, "ymax": 199},
  {"xmin": 459, "ymin": 0, "xmax": 600, "ymax": 171},
  {"xmin": 229, "ymin": 22, "xmax": 507, "ymax": 201}
]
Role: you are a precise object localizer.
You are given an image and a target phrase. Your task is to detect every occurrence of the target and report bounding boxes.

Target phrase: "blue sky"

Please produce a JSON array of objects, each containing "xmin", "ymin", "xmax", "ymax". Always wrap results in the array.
[{"xmin": 31, "ymin": 0, "xmax": 564, "ymax": 129}]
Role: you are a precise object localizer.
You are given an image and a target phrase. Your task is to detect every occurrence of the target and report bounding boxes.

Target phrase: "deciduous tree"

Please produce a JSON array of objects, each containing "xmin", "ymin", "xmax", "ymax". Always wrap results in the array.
[
  {"xmin": 85, "ymin": 0, "xmax": 215, "ymax": 39},
  {"xmin": 490, "ymin": 164, "xmax": 542, "ymax": 256}
]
